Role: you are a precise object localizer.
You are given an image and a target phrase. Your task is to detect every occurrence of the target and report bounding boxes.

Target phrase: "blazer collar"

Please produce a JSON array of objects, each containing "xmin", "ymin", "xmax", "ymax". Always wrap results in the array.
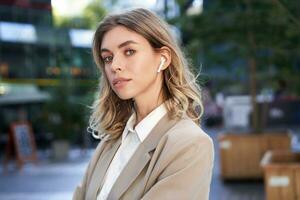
[
  {"xmin": 107, "ymin": 113, "xmax": 178, "ymax": 199},
  {"xmin": 86, "ymin": 137, "xmax": 121, "ymax": 200}
]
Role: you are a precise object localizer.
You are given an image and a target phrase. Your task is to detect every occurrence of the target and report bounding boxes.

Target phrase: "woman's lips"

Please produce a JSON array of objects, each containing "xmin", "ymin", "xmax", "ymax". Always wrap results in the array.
[{"xmin": 112, "ymin": 77, "xmax": 131, "ymax": 88}]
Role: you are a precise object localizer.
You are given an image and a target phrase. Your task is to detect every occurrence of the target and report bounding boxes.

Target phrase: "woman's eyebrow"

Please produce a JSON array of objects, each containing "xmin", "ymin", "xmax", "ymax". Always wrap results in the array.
[
  {"xmin": 118, "ymin": 40, "xmax": 138, "ymax": 48},
  {"xmin": 101, "ymin": 40, "xmax": 138, "ymax": 53}
]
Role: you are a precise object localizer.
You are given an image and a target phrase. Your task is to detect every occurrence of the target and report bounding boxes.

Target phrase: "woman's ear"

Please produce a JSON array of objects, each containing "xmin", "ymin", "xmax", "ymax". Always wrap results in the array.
[{"xmin": 159, "ymin": 46, "xmax": 171, "ymax": 71}]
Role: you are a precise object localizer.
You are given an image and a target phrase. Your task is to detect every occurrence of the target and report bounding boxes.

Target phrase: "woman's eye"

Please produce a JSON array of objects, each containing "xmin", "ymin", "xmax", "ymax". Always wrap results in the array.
[
  {"xmin": 125, "ymin": 49, "xmax": 135, "ymax": 56},
  {"xmin": 102, "ymin": 56, "xmax": 113, "ymax": 63}
]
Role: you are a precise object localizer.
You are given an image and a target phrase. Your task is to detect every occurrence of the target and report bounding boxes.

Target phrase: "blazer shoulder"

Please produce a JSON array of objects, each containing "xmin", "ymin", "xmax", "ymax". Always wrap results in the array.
[
  {"xmin": 152, "ymin": 116, "xmax": 214, "ymax": 172},
  {"xmin": 163, "ymin": 117, "xmax": 213, "ymax": 147}
]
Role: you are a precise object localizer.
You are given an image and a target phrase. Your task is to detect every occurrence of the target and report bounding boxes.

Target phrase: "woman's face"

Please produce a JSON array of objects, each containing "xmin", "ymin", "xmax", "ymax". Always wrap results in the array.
[{"xmin": 100, "ymin": 25, "xmax": 163, "ymax": 101}]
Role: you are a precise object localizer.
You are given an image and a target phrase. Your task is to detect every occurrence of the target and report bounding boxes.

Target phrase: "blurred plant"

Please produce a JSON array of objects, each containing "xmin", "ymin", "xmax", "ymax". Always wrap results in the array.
[
  {"xmin": 42, "ymin": 60, "xmax": 97, "ymax": 142},
  {"xmin": 45, "ymin": 79, "xmax": 83, "ymax": 141}
]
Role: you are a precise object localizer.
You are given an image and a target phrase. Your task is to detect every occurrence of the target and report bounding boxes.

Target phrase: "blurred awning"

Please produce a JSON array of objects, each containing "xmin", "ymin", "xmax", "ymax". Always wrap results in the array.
[
  {"xmin": 69, "ymin": 29, "xmax": 94, "ymax": 48},
  {"xmin": 0, "ymin": 22, "xmax": 37, "ymax": 43},
  {"xmin": 0, "ymin": 21, "xmax": 94, "ymax": 48},
  {"xmin": 0, "ymin": 83, "xmax": 50, "ymax": 105}
]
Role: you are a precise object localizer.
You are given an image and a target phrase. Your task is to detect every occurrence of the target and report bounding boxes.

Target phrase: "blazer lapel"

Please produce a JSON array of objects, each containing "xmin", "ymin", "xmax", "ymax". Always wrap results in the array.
[
  {"xmin": 86, "ymin": 137, "xmax": 121, "ymax": 200},
  {"xmin": 107, "ymin": 114, "xmax": 178, "ymax": 199}
]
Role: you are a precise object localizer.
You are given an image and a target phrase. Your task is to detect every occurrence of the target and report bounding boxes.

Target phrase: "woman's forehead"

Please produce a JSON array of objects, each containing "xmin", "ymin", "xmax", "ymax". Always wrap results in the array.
[{"xmin": 100, "ymin": 26, "xmax": 150, "ymax": 50}]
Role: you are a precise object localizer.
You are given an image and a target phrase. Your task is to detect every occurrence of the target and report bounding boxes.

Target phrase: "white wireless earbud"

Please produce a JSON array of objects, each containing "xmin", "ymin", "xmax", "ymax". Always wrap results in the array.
[{"xmin": 157, "ymin": 57, "xmax": 166, "ymax": 73}]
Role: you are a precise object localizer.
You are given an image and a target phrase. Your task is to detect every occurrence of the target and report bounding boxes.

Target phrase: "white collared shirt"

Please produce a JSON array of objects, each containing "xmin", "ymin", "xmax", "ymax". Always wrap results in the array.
[{"xmin": 97, "ymin": 103, "xmax": 167, "ymax": 200}]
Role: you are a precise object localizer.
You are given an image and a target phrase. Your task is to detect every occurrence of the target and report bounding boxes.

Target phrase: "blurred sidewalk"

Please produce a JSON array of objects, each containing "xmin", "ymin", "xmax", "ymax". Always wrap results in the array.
[
  {"xmin": 0, "ymin": 128, "xmax": 265, "ymax": 200},
  {"xmin": 0, "ymin": 149, "xmax": 92, "ymax": 200}
]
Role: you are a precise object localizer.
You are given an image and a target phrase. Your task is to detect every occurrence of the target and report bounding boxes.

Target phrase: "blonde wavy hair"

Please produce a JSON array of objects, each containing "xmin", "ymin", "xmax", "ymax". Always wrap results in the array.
[{"xmin": 89, "ymin": 8, "xmax": 203, "ymax": 140}]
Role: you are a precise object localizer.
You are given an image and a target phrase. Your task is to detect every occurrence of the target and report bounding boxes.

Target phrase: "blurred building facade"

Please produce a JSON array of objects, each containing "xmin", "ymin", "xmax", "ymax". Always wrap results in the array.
[
  {"xmin": 0, "ymin": 0, "xmax": 98, "ymax": 152},
  {"xmin": 0, "ymin": 0, "xmax": 96, "ymax": 80}
]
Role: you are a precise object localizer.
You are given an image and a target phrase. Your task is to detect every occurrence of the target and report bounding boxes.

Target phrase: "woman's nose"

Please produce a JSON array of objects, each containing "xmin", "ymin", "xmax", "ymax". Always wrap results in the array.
[{"xmin": 111, "ymin": 56, "xmax": 123, "ymax": 72}]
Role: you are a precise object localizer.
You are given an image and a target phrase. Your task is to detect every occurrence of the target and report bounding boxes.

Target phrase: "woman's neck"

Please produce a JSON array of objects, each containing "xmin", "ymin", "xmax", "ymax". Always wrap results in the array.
[
  {"xmin": 133, "ymin": 74, "xmax": 165, "ymax": 124},
  {"xmin": 134, "ymin": 93, "xmax": 164, "ymax": 124}
]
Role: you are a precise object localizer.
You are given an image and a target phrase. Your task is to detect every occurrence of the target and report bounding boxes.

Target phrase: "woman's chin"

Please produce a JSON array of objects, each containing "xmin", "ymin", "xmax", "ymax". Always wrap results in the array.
[{"xmin": 115, "ymin": 92, "xmax": 134, "ymax": 100}]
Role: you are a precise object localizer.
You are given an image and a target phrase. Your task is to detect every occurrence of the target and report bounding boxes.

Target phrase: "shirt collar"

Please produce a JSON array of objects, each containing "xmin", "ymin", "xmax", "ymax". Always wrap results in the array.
[{"xmin": 122, "ymin": 103, "xmax": 167, "ymax": 143}]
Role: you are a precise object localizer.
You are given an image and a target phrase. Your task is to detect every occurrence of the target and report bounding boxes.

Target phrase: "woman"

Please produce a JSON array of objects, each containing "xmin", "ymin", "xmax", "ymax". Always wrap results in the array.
[{"xmin": 73, "ymin": 8, "xmax": 214, "ymax": 200}]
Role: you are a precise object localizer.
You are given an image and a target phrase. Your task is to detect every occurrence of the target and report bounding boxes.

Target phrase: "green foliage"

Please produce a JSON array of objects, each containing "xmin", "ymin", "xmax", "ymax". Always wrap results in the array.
[
  {"xmin": 175, "ymin": 0, "xmax": 300, "ymax": 94},
  {"xmin": 53, "ymin": 0, "xmax": 106, "ymax": 29},
  {"xmin": 83, "ymin": 0, "xmax": 107, "ymax": 29},
  {"xmin": 172, "ymin": 0, "xmax": 300, "ymax": 131}
]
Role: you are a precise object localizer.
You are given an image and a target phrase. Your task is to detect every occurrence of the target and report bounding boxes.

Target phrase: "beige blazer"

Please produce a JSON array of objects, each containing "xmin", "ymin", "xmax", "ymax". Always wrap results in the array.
[{"xmin": 73, "ymin": 114, "xmax": 214, "ymax": 200}]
